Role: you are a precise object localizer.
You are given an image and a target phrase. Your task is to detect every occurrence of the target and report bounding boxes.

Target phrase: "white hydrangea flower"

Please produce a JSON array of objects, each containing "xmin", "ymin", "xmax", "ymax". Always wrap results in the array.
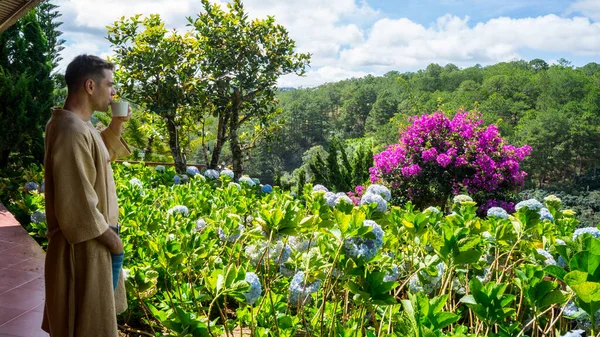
[
  {"xmin": 335, "ymin": 195, "xmax": 353, "ymax": 206},
  {"xmin": 220, "ymin": 169, "xmax": 234, "ymax": 179},
  {"xmin": 129, "ymin": 178, "xmax": 143, "ymax": 190},
  {"xmin": 155, "ymin": 165, "xmax": 166, "ymax": 173},
  {"xmin": 515, "ymin": 199, "xmax": 543, "ymax": 211},
  {"xmin": 487, "ymin": 207, "xmax": 508, "ymax": 219},
  {"xmin": 194, "ymin": 218, "xmax": 207, "ymax": 233},
  {"xmin": 366, "ymin": 184, "xmax": 391, "ymax": 201},
  {"xmin": 167, "ymin": 205, "xmax": 189, "ymax": 217},
  {"xmin": 424, "ymin": 206, "xmax": 441, "ymax": 214},
  {"xmin": 312, "ymin": 184, "xmax": 328, "ymax": 193},
  {"xmin": 544, "ymin": 195, "xmax": 562, "ymax": 204},
  {"xmin": 453, "ymin": 195, "xmax": 473, "ymax": 204},
  {"xmin": 228, "ymin": 182, "xmax": 241, "ymax": 191},
  {"xmin": 239, "ymin": 176, "xmax": 255, "ymax": 186}
]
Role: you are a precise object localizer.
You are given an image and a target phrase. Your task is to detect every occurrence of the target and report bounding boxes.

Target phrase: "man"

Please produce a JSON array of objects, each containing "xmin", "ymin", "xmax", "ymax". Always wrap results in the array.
[{"xmin": 42, "ymin": 54, "xmax": 131, "ymax": 336}]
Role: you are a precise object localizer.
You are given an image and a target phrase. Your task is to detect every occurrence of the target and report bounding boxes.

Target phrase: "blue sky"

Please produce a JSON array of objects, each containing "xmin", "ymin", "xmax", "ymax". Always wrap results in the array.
[{"xmin": 54, "ymin": 0, "xmax": 600, "ymax": 87}]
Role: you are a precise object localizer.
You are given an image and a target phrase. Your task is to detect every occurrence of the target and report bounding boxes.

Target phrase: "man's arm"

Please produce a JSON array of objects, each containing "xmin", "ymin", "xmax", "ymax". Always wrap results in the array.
[{"xmin": 96, "ymin": 228, "xmax": 123, "ymax": 254}]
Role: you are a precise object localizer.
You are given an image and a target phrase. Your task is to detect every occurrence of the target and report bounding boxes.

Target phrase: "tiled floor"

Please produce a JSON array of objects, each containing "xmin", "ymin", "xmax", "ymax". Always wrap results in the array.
[{"xmin": 0, "ymin": 204, "xmax": 48, "ymax": 337}]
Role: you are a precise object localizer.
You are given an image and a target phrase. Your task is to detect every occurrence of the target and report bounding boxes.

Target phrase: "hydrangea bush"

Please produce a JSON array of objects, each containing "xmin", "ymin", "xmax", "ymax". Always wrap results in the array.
[{"xmin": 7, "ymin": 163, "xmax": 600, "ymax": 337}]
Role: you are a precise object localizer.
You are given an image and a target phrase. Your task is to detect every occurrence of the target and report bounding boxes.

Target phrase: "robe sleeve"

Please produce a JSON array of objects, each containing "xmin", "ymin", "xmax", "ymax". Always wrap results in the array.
[
  {"xmin": 52, "ymin": 129, "xmax": 109, "ymax": 244},
  {"xmin": 100, "ymin": 126, "xmax": 131, "ymax": 161}
]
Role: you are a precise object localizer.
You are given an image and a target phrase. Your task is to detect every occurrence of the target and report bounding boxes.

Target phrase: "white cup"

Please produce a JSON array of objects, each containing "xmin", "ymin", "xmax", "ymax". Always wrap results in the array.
[{"xmin": 110, "ymin": 101, "xmax": 129, "ymax": 117}]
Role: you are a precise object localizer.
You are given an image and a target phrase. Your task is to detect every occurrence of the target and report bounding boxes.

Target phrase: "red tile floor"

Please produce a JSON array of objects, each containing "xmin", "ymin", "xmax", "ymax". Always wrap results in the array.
[{"xmin": 0, "ymin": 204, "xmax": 48, "ymax": 337}]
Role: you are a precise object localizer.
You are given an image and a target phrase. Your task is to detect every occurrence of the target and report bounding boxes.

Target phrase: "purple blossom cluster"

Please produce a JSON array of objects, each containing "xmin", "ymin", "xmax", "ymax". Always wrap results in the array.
[{"xmin": 369, "ymin": 111, "xmax": 531, "ymax": 206}]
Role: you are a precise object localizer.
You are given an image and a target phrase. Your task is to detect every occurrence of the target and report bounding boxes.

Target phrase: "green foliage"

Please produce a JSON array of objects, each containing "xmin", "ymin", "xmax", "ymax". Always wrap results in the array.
[
  {"xmin": 0, "ymin": 5, "xmax": 59, "ymax": 170},
  {"xmin": 189, "ymin": 0, "xmax": 310, "ymax": 177},
  {"xmin": 249, "ymin": 60, "xmax": 600, "ymax": 193},
  {"xmin": 107, "ymin": 14, "xmax": 201, "ymax": 172},
  {"xmin": 8, "ymin": 163, "xmax": 600, "ymax": 336}
]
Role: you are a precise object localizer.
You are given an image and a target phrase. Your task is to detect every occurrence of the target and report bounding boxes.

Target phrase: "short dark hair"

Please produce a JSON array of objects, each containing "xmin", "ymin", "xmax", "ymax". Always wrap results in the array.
[{"xmin": 64, "ymin": 54, "xmax": 115, "ymax": 92}]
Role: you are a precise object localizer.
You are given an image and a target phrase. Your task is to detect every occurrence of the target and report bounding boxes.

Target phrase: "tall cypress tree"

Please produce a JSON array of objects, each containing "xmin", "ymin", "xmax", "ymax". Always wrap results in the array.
[{"xmin": 0, "ymin": 1, "xmax": 62, "ymax": 170}]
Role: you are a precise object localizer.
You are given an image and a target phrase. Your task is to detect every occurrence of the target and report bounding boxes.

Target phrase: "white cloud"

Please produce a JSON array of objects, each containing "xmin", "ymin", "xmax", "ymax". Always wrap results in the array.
[
  {"xmin": 53, "ymin": 0, "xmax": 600, "ymax": 88},
  {"xmin": 340, "ymin": 14, "xmax": 600, "ymax": 71},
  {"xmin": 566, "ymin": 0, "xmax": 600, "ymax": 21}
]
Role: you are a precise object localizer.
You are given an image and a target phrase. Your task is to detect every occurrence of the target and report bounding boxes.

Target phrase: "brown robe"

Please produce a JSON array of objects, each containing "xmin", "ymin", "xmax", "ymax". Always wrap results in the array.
[{"xmin": 42, "ymin": 108, "xmax": 130, "ymax": 336}]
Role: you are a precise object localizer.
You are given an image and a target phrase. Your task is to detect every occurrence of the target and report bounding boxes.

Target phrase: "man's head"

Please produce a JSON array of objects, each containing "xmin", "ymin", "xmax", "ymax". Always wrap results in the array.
[{"xmin": 65, "ymin": 55, "xmax": 116, "ymax": 112}]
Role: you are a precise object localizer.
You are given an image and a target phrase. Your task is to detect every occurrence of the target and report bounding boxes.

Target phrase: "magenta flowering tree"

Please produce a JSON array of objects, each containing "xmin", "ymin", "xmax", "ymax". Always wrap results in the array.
[{"xmin": 369, "ymin": 110, "xmax": 532, "ymax": 209}]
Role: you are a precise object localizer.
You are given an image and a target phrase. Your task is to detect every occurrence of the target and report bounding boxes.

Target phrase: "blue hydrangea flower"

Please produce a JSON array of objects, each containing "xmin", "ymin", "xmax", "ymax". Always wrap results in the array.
[
  {"xmin": 515, "ymin": 199, "xmax": 543, "ymax": 211},
  {"xmin": 40, "ymin": 181, "xmax": 45, "ymax": 193},
  {"xmin": 366, "ymin": 184, "xmax": 391, "ymax": 201},
  {"xmin": 558, "ymin": 256, "xmax": 568, "ymax": 269},
  {"xmin": 239, "ymin": 176, "xmax": 255, "ymax": 187},
  {"xmin": 344, "ymin": 220, "xmax": 384, "ymax": 261},
  {"xmin": 383, "ymin": 264, "xmax": 399, "ymax": 283},
  {"xmin": 424, "ymin": 206, "xmax": 441, "ymax": 214},
  {"xmin": 23, "ymin": 182, "xmax": 39, "ymax": 193},
  {"xmin": 155, "ymin": 165, "xmax": 166, "ymax": 173},
  {"xmin": 173, "ymin": 175, "xmax": 181, "ymax": 185},
  {"xmin": 228, "ymin": 182, "xmax": 241, "ymax": 191},
  {"xmin": 261, "ymin": 184, "xmax": 273, "ymax": 193},
  {"xmin": 129, "ymin": 178, "xmax": 143, "ymax": 190},
  {"xmin": 540, "ymin": 208, "xmax": 554, "ymax": 222},
  {"xmin": 563, "ymin": 301, "xmax": 586, "ymax": 319},
  {"xmin": 220, "ymin": 169, "xmax": 234, "ymax": 179},
  {"xmin": 167, "ymin": 205, "xmax": 189, "ymax": 217},
  {"xmin": 409, "ymin": 262, "xmax": 445, "ymax": 295},
  {"xmin": 487, "ymin": 207, "xmax": 509, "ymax": 219},
  {"xmin": 573, "ymin": 227, "xmax": 600, "ymax": 240},
  {"xmin": 252, "ymin": 178, "xmax": 261, "ymax": 185},
  {"xmin": 186, "ymin": 166, "xmax": 200, "ymax": 176},
  {"xmin": 243, "ymin": 272, "xmax": 262, "ymax": 305},
  {"xmin": 360, "ymin": 192, "xmax": 387, "ymax": 212},
  {"xmin": 218, "ymin": 225, "xmax": 245, "ymax": 242},
  {"xmin": 536, "ymin": 248, "xmax": 557, "ymax": 266},
  {"xmin": 194, "ymin": 218, "xmax": 207, "ymax": 233},
  {"xmin": 204, "ymin": 169, "xmax": 219, "ymax": 179},
  {"xmin": 289, "ymin": 271, "xmax": 321, "ymax": 307},
  {"xmin": 312, "ymin": 184, "xmax": 328, "ymax": 193},
  {"xmin": 324, "ymin": 192, "xmax": 337, "ymax": 207},
  {"xmin": 561, "ymin": 330, "xmax": 585, "ymax": 337},
  {"xmin": 453, "ymin": 195, "xmax": 473, "ymax": 204},
  {"xmin": 30, "ymin": 211, "xmax": 46, "ymax": 224}
]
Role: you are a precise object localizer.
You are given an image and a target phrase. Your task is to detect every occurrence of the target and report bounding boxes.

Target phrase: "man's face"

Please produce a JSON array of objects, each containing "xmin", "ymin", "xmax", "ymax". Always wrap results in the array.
[{"xmin": 92, "ymin": 69, "xmax": 116, "ymax": 112}]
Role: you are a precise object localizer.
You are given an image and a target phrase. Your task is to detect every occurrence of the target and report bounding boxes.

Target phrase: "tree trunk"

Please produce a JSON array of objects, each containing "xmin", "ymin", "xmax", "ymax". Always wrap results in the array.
[
  {"xmin": 144, "ymin": 135, "xmax": 154, "ymax": 158},
  {"xmin": 165, "ymin": 119, "xmax": 186, "ymax": 173},
  {"xmin": 229, "ymin": 115, "xmax": 243, "ymax": 180},
  {"xmin": 210, "ymin": 109, "xmax": 228, "ymax": 169},
  {"xmin": 229, "ymin": 92, "xmax": 243, "ymax": 180}
]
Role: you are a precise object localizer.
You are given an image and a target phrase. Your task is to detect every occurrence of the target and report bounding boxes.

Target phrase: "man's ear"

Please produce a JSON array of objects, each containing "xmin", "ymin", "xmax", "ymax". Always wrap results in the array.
[{"xmin": 84, "ymin": 78, "xmax": 95, "ymax": 95}]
